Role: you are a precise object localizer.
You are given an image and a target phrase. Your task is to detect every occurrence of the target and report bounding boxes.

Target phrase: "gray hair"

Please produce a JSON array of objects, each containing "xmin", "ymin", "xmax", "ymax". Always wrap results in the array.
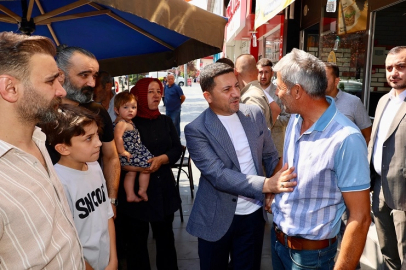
[
  {"xmin": 273, "ymin": 48, "xmax": 327, "ymax": 98},
  {"xmin": 55, "ymin": 45, "xmax": 96, "ymax": 73}
]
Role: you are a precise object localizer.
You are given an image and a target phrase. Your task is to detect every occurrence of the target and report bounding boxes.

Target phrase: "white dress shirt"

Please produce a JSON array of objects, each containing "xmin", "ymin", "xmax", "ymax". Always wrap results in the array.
[{"xmin": 373, "ymin": 89, "xmax": 406, "ymax": 175}]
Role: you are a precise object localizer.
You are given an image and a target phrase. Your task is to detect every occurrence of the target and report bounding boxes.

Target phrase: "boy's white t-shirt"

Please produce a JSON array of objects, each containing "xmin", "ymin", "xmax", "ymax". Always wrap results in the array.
[
  {"xmin": 54, "ymin": 161, "xmax": 114, "ymax": 270},
  {"xmin": 217, "ymin": 113, "xmax": 262, "ymax": 215}
]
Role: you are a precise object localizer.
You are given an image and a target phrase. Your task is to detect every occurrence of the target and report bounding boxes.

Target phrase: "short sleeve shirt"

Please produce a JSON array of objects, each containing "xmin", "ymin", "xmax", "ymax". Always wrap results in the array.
[
  {"xmin": 333, "ymin": 90, "xmax": 371, "ymax": 130},
  {"xmin": 55, "ymin": 162, "xmax": 114, "ymax": 270},
  {"xmin": 164, "ymin": 84, "xmax": 184, "ymax": 112},
  {"xmin": 272, "ymin": 97, "xmax": 370, "ymax": 240}
]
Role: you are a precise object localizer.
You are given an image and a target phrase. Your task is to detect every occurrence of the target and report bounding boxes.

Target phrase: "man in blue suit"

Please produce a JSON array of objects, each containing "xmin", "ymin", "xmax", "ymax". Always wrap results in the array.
[{"xmin": 185, "ymin": 63, "xmax": 297, "ymax": 270}]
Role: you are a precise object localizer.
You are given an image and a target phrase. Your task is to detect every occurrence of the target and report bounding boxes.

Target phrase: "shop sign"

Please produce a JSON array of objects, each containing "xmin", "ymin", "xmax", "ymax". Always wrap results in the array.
[
  {"xmin": 226, "ymin": 0, "xmax": 244, "ymax": 42},
  {"xmin": 255, "ymin": 0, "xmax": 294, "ymax": 29},
  {"xmin": 338, "ymin": 0, "xmax": 368, "ymax": 35}
]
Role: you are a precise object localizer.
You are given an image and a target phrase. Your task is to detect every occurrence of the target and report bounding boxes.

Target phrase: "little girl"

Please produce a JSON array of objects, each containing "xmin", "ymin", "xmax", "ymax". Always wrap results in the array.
[{"xmin": 113, "ymin": 91, "xmax": 153, "ymax": 202}]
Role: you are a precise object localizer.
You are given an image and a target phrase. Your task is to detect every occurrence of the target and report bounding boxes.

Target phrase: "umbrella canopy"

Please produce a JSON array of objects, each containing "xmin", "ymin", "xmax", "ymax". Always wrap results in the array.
[{"xmin": 0, "ymin": 0, "xmax": 226, "ymax": 76}]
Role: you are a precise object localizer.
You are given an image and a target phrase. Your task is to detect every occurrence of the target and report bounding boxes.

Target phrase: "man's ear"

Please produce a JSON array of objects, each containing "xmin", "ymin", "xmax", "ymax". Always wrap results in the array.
[
  {"xmin": 55, "ymin": 143, "xmax": 70, "ymax": 156},
  {"xmin": 293, "ymin": 84, "xmax": 302, "ymax": 100},
  {"xmin": 0, "ymin": 75, "xmax": 19, "ymax": 103},
  {"xmin": 334, "ymin": 77, "xmax": 340, "ymax": 89},
  {"xmin": 58, "ymin": 69, "xmax": 65, "ymax": 86},
  {"xmin": 203, "ymin": 91, "xmax": 212, "ymax": 103}
]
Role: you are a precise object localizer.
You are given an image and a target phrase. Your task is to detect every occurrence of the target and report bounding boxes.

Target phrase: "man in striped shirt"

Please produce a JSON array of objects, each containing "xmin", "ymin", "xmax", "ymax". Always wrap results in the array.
[
  {"xmin": 0, "ymin": 32, "xmax": 84, "ymax": 269},
  {"xmin": 270, "ymin": 49, "xmax": 371, "ymax": 270}
]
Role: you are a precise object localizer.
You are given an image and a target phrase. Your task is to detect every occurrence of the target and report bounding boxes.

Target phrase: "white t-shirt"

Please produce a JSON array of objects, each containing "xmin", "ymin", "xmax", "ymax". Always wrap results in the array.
[
  {"xmin": 54, "ymin": 162, "xmax": 114, "ymax": 270},
  {"xmin": 217, "ymin": 113, "xmax": 262, "ymax": 215},
  {"xmin": 263, "ymin": 90, "xmax": 274, "ymax": 104}
]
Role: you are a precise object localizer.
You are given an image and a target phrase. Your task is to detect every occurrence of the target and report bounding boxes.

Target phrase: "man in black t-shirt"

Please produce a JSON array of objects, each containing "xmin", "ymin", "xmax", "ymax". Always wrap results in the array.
[{"xmin": 55, "ymin": 46, "xmax": 120, "ymax": 216}]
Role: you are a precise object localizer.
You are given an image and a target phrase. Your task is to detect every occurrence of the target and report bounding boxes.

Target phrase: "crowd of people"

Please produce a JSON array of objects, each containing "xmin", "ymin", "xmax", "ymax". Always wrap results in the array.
[{"xmin": 0, "ymin": 30, "xmax": 405, "ymax": 270}]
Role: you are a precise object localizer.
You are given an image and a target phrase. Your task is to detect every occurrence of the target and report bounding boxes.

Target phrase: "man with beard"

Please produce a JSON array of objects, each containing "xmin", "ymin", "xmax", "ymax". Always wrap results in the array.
[
  {"xmin": 55, "ymin": 46, "xmax": 120, "ymax": 215},
  {"xmin": 369, "ymin": 46, "xmax": 406, "ymax": 270},
  {"xmin": 0, "ymin": 32, "xmax": 84, "ymax": 269}
]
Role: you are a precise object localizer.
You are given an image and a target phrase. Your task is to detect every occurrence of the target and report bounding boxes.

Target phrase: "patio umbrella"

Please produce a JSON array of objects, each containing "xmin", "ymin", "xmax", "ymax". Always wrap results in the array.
[{"xmin": 0, "ymin": 0, "xmax": 227, "ymax": 76}]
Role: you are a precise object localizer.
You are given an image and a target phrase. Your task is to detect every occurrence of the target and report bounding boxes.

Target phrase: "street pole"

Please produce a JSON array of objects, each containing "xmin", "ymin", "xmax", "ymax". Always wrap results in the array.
[{"xmin": 184, "ymin": 63, "xmax": 188, "ymax": 86}]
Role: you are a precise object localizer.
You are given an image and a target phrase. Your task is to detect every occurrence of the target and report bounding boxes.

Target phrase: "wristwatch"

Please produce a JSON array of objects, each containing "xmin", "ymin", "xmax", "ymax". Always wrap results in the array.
[{"xmin": 110, "ymin": 198, "xmax": 118, "ymax": 206}]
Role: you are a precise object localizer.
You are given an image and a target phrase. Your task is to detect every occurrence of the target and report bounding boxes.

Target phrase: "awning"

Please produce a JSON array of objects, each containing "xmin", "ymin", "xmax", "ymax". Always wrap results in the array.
[
  {"xmin": 255, "ymin": 0, "xmax": 295, "ymax": 29},
  {"xmin": 0, "ymin": 0, "xmax": 227, "ymax": 76}
]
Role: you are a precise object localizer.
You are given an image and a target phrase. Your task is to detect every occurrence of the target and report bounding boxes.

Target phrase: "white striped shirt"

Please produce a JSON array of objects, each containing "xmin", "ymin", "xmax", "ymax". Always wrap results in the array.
[
  {"xmin": 272, "ymin": 97, "xmax": 370, "ymax": 240},
  {"xmin": 0, "ymin": 127, "xmax": 84, "ymax": 269}
]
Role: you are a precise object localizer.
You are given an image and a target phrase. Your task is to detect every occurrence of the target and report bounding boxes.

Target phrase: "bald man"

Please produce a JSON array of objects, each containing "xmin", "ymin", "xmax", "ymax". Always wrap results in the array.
[
  {"xmin": 235, "ymin": 54, "xmax": 280, "ymax": 130},
  {"xmin": 164, "ymin": 74, "xmax": 186, "ymax": 137}
]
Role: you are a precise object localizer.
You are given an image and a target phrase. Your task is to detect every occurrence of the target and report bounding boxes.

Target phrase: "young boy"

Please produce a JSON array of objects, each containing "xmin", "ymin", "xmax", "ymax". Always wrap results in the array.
[{"xmin": 40, "ymin": 104, "xmax": 118, "ymax": 270}]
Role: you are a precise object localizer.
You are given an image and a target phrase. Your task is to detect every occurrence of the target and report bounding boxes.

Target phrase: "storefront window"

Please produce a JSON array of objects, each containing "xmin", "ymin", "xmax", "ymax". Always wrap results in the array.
[
  {"xmin": 264, "ymin": 26, "xmax": 283, "ymax": 64},
  {"xmin": 318, "ymin": 1, "xmax": 368, "ymax": 99},
  {"xmin": 301, "ymin": 23, "xmax": 319, "ymax": 57}
]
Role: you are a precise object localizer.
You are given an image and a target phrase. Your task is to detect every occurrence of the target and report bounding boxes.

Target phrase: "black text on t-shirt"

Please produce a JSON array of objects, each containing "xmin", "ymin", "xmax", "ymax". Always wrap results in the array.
[{"xmin": 76, "ymin": 184, "xmax": 107, "ymax": 219}]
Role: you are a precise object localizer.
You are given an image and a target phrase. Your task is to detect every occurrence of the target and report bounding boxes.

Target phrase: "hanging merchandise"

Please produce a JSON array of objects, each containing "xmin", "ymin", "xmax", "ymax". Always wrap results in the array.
[
  {"xmin": 326, "ymin": 0, "xmax": 337, "ymax": 12},
  {"xmin": 333, "ymin": 36, "xmax": 340, "ymax": 51}
]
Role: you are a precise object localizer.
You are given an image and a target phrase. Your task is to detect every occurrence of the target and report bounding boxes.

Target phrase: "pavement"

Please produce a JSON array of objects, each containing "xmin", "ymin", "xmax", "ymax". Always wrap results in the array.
[{"xmin": 141, "ymin": 83, "xmax": 383, "ymax": 269}]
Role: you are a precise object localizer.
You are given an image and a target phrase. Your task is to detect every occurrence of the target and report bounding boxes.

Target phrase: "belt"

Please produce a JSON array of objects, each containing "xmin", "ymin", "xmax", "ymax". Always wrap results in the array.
[{"xmin": 273, "ymin": 223, "xmax": 337, "ymax": 251}]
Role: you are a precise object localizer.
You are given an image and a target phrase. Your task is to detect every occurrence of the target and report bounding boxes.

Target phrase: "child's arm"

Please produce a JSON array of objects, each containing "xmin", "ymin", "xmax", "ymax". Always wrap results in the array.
[
  {"xmin": 114, "ymin": 121, "xmax": 131, "ymax": 161},
  {"xmin": 105, "ymin": 217, "xmax": 118, "ymax": 270}
]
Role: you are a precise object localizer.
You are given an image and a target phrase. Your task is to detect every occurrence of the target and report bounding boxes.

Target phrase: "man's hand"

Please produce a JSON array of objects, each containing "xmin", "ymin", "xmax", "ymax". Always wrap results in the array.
[
  {"xmin": 264, "ymin": 193, "xmax": 275, "ymax": 212},
  {"xmin": 263, "ymin": 163, "xmax": 297, "ymax": 193}
]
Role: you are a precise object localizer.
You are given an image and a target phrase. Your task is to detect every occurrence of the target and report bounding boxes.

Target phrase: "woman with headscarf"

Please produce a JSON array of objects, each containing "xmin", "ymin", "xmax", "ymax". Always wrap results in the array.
[{"xmin": 116, "ymin": 78, "xmax": 182, "ymax": 270}]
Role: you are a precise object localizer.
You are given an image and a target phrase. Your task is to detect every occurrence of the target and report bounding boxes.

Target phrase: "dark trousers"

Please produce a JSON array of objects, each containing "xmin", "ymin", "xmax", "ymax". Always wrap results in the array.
[
  {"xmin": 198, "ymin": 208, "xmax": 265, "ymax": 270},
  {"xmin": 118, "ymin": 213, "xmax": 178, "ymax": 270},
  {"xmin": 372, "ymin": 173, "xmax": 406, "ymax": 270}
]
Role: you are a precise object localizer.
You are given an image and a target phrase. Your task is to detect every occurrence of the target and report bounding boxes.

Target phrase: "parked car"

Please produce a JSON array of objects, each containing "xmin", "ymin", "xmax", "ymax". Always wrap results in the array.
[
  {"xmin": 338, "ymin": 79, "xmax": 363, "ymax": 98},
  {"xmin": 176, "ymin": 76, "xmax": 185, "ymax": 86}
]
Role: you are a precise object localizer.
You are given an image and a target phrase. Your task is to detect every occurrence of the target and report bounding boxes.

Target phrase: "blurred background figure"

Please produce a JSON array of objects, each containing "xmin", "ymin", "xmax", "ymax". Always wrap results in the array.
[
  {"xmin": 94, "ymin": 70, "xmax": 116, "ymax": 121},
  {"xmin": 164, "ymin": 74, "xmax": 186, "ymax": 137}
]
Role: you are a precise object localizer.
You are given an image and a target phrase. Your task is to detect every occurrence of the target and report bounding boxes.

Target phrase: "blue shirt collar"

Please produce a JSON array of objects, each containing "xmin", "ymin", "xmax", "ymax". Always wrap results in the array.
[{"xmin": 296, "ymin": 96, "xmax": 337, "ymax": 133}]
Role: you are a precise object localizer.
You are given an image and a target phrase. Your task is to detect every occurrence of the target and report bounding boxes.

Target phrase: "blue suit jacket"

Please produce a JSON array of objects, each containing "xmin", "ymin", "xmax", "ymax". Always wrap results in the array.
[{"xmin": 185, "ymin": 103, "xmax": 279, "ymax": 241}]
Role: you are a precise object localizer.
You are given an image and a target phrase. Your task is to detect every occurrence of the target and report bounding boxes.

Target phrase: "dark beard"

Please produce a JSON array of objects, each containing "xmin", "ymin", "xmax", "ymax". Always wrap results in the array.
[
  {"xmin": 64, "ymin": 77, "xmax": 94, "ymax": 103},
  {"xmin": 18, "ymin": 83, "xmax": 62, "ymax": 124},
  {"xmin": 390, "ymin": 81, "xmax": 406, "ymax": 90}
]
